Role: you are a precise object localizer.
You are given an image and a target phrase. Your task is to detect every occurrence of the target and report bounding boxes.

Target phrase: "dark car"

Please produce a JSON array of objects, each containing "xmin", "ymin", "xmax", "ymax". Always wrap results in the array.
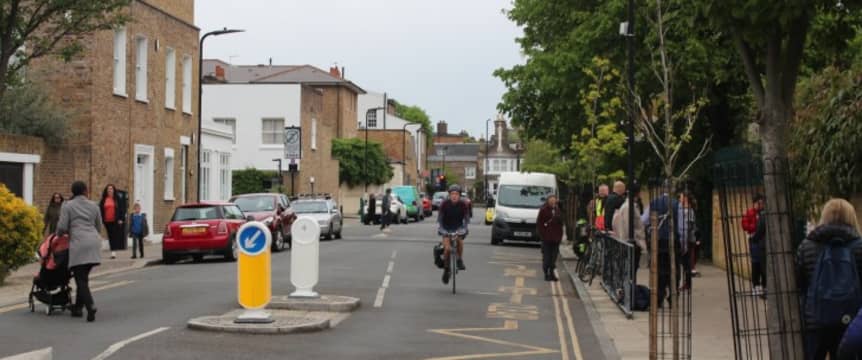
[
  {"xmin": 162, "ymin": 202, "xmax": 247, "ymax": 264},
  {"xmin": 230, "ymin": 193, "xmax": 296, "ymax": 251}
]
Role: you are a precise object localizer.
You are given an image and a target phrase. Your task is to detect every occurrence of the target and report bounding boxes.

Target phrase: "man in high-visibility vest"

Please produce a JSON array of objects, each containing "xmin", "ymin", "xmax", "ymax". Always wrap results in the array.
[{"xmin": 587, "ymin": 184, "xmax": 610, "ymax": 233}]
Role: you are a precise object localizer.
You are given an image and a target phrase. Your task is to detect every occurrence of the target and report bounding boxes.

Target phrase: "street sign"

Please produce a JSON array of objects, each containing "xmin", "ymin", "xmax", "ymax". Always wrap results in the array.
[
  {"xmin": 290, "ymin": 217, "xmax": 320, "ymax": 298},
  {"xmin": 236, "ymin": 221, "xmax": 273, "ymax": 323},
  {"xmin": 284, "ymin": 126, "xmax": 301, "ymax": 160}
]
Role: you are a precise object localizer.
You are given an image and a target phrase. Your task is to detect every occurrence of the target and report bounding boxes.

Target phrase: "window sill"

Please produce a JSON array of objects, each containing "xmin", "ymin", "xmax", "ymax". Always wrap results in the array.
[
  {"xmin": 259, "ymin": 145, "xmax": 284, "ymax": 150},
  {"xmin": 165, "ymin": 106, "xmax": 176, "ymax": 112},
  {"xmin": 113, "ymin": 92, "xmax": 128, "ymax": 99},
  {"xmin": 183, "ymin": 111, "xmax": 193, "ymax": 116},
  {"xmin": 164, "ymin": 197, "xmax": 175, "ymax": 202},
  {"xmin": 135, "ymin": 98, "xmax": 149, "ymax": 104}
]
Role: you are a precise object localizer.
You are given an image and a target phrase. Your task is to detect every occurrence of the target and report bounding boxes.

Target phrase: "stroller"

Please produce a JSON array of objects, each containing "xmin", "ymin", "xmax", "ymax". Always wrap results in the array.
[{"xmin": 28, "ymin": 234, "xmax": 72, "ymax": 315}]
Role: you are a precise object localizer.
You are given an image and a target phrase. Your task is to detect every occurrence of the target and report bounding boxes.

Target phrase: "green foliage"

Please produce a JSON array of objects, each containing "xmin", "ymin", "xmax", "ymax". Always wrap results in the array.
[
  {"xmin": 394, "ymin": 103, "xmax": 433, "ymax": 142},
  {"xmin": 0, "ymin": 1, "xmax": 131, "ymax": 93},
  {"xmin": 331, "ymin": 138, "xmax": 393, "ymax": 187},
  {"xmin": 232, "ymin": 168, "xmax": 278, "ymax": 196},
  {"xmin": 0, "ymin": 83, "xmax": 70, "ymax": 144},
  {"xmin": 791, "ymin": 65, "xmax": 862, "ymax": 216},
  {"xmin": 521, "ymin": 139, "xmax": 573, "ymax": 182},
  {"xmin": 0, "ymin": 184, "xmax": 43, "ymax": 283}
]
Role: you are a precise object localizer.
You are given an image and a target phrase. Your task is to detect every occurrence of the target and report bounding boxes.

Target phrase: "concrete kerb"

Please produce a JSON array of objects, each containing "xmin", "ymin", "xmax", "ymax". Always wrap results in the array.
[
  {"xmin": 269, "ymin": 295, "xmax": 360, "ymax": 313},
  {"xmin": 187, "ymin": 310, "xmax": 331, "ymax": 335},
  {"xmin": 559, "ymin": 245, "xmax": 622, "ymax": 360}
]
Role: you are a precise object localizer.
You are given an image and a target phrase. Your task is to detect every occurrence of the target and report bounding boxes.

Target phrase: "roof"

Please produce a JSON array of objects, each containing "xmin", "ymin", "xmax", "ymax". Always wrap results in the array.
[
  {"xmin": 427, "ymin": 143, "xmax": 480, "ymax": 161},
  {"xmin": 202, "ymin": 59, "xmax": 365, "ymax": 94}
]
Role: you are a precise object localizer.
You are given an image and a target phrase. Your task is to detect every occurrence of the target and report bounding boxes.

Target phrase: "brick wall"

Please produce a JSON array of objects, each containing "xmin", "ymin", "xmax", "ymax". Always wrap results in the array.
[
  {"xmin": 428, "ymin": 159, "xmax": 480, "ymax": 194},
  {"xmin": 319, "ymin": 86, "xmax": 359, "ymax": 139},
  {"xmin": 290, "ymin": 86, "xmax": 341, "ymax": 199},
  {"xmin": 357, "ymin": 129, "xmax": 418, "ymax": 185},
  {"xmin": 141, "ymin": 0, "xmax": 194, "ymax": 25}
]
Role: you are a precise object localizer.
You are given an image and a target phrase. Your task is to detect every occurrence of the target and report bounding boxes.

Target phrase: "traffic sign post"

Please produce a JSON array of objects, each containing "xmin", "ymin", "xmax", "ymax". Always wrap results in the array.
[
  {"xmin": 290, "ymin": 217, "xmax": 321, "ymax": 298},
  {"xmin": 284, "ymin": 126, "xmax": 301, "ymax": 161},
  {"xmin": 235, "ymin": 221, "xmax": 273, "ymax": 324}
]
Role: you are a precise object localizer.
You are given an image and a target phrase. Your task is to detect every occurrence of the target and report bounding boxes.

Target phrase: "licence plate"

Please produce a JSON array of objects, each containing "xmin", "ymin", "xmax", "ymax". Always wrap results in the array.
[
  {"xmin": 514, "ymin": 231, "xmax": 532, "ymax": 238},
  {"xmin": 182, "ymin": 227, "xmax": 207, "ymax": 235}
]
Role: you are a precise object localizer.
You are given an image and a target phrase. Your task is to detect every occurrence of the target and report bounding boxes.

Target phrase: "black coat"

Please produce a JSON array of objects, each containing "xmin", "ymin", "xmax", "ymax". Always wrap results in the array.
[
  {"xmin": 796, "ymin": 224, "xmax": 862, "ymax": 296},
  {"xmin": 99, "ymin": 190, "xmax": 128, "ymax": 225},
  {"xmin": 605, "ymin": 193, "xmax": 625, "ymax": 232}
]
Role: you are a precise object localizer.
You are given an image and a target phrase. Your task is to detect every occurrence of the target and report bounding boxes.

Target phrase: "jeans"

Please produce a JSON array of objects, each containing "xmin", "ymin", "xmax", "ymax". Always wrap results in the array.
[
  {"xmin": 804, "ymin": 327, "xmax": 844, "ymax": 360},
  {"xmin": 541, "ymin": 241, "xmax": 560, "ymax": 276},
  {"xmin": 380, "ymin": 210, "xmax": 391, "ymax": 229},
  {"xmin": 71, "ymin": 264, "xmax": 96, "ymax": 310},
  {"xmin": 132, "ymin": 235, "xmax": 144, "ymax": 257}
]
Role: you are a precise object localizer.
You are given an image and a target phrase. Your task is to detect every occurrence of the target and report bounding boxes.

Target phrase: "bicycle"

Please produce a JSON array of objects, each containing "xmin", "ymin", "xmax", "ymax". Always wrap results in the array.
[
  {"xmin": 578, "ymin": 231, "xmax": 606, "ymax": 285},
  {"xmin": 441, "ymin": 230, "xmax": 466, "ymax": 294}
]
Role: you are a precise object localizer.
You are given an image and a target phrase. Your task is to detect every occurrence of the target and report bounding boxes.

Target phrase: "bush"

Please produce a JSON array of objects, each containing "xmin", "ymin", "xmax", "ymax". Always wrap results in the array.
[
  {"xmin": 0, "ymin": 184, "xmax": 43, "ymax": 284},
  {"xmin": 331, "ymin": 138, "xmax": 393, "ymax": 187},
  {"xmin": 0, "ymin": 83, "xmax": 70, "ymax": 145},
  {"xmin": 232, "ymin": 168, "xmax": 278, "ymax": 196}
]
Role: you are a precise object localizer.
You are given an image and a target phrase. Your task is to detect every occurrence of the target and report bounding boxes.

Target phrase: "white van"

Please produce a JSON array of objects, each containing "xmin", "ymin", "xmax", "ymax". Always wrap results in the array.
[{"xmin": 491, "ymin": 172, "xmax": 558, "ymax": 245}]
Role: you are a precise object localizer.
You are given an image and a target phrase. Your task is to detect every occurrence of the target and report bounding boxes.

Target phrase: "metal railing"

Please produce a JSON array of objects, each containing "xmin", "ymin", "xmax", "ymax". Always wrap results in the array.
[{"xmin": 599, "ymin": 232, "xmax": 636, "ymax": 318}]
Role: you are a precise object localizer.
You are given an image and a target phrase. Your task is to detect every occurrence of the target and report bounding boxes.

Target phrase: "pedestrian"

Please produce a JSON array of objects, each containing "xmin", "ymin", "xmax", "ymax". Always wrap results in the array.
[
  {"xmin": 641, "ymin": 180, "xmax": 677, "ymax": 308},
  {"xmin": 537, "ymin": 194, "xmax": 564, "ymax": 282},
  {"xmin": 797, "ymin": 198, "xmax": 862, "ymax": 360},
  {"xmin": 742, "ymin": 194, "xmax": 767, "ymax": 296},
  {"xmin": 687, "ymin": 196, "xmax": 702, "ymax": 277},
  {"xmin": 367, "ymin": 193, "xmax": 377, "ymax": 225},
  {"xmin": 676, "ymin": 191, "xmax": 696, "ymax": 291},
  {"xmin": 605, "ymin": 181, "xmax": 626, "ymax": 232},
  {"xmin": 127, "ymin": 202, "xmax": 149, "ymax": 259},
  {"xmin": 43, "ymin": 192, "xmax": 64, "ymax": 236},
  {"xmin": 613, "ymin": 183, "xmax": 645, "ymax": 284},
  {"xmin": 380, "ymin": 188, "xmax": 392, "ymax": 231},
  {"xmin": 99, "ymin": 184, "xmax": 127, "ymax": 259},
  {"xmin": 587, "ymin": 184, "xmax": 609, "ymax": 233},
  {"xmin": 56, "ymin": 181, "xmax": 102, "ymax": 322}
]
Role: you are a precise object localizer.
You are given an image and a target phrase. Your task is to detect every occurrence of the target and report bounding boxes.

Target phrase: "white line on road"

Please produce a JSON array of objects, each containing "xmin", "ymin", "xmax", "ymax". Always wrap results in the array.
[
  {"xmin": 374, "ymin": 250, "xmax": 398, "ymax": 308},
  {"xmin": 1, "ymin": 347, "xmax": 52, "ymax": 360},
  {"xmin": 91, "ymin": 327, "xmax": 169, "ymax": 360}
]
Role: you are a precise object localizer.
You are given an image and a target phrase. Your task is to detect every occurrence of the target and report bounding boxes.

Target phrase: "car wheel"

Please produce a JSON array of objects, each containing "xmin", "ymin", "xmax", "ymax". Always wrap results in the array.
[
  {"xmin": 325, "ymin": 224, "xmax": 334, "ymax": 240},
  {"xmin": 272, "ymin": 228, "xmax": 285, "ymax": 252},
  {"xmin": 491, "ymin": 236, "xmax": 503, "ymax": 246},
  {"xmin": 162, "ymin": 251, "xmax": 177, "ymax": 265},
  {"xmin": 335, "ymin": 224, "xmax": 343, "ymax": 239},
  {"xmin": 192, "ymin": 255, "xmax": 204, "ymax": 263},
  {"xmin": 225, "ymin": 236, "xmax": 238, "ymax": 262}
]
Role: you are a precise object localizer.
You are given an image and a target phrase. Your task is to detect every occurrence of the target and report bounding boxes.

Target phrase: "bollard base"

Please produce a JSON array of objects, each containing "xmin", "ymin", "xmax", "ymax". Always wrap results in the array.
[
  {"xmin": 234, "ymin": 309, "xmax": 274, "ymax": 324},
  {"xmin": 289, "ymin": 290, "xmax": 320, "ymax": 299}
]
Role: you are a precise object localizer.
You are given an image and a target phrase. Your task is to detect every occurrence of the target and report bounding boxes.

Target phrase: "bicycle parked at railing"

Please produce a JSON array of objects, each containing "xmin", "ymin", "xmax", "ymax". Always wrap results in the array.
[{"xmin": 577, "ymin": 230, "xmax": 607, "ymax": 285}]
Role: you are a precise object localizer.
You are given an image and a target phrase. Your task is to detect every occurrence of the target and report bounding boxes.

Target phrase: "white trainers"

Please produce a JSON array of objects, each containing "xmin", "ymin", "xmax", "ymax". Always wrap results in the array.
[{"xmin": 752, "ymin": 286, "xmax": 763, "ymax": 297}]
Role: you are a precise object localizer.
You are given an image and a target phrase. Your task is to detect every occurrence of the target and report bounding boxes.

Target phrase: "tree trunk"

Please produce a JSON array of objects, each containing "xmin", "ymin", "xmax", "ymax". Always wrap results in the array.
[{"xmin": 760, "ymin": 100, "xmax": 805, "ymax": 359}]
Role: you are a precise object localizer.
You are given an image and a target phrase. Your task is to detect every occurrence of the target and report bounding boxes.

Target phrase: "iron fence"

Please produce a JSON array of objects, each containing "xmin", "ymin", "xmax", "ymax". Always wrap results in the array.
[{"xmin": 599, "ymin": 232, "xmax": 636, "ymax": 318}]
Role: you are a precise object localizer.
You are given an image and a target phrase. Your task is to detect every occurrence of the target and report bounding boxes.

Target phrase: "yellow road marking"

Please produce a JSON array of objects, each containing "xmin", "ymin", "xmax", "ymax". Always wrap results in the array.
[
  {"xmin": 550, "ymin": 278, "xmax": 571, "ymax": 360},
  {"xmin": 427, "ymin": 324, "xmax": 557, "ymax": 360},
  {"xmin": 0, "ymin": 280, "xmax": 134, "ymax": 314},
  {"xmin": 554, "ymin": 272, "xmax": 585, "ymax": 360}
]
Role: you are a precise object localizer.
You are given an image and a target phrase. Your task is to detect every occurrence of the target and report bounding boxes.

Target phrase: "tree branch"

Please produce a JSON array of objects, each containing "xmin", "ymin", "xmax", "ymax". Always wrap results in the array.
[
  {"xmin": 731, "ymin": 31, "xmax": 765, "ymax": 107},
  {"xmin": 677, "ymin": 136, "xmax": 712, "ymax": 180},
  {"xmin": 781, "ymin": 12, "xmax": 811, "ymax": 105}
]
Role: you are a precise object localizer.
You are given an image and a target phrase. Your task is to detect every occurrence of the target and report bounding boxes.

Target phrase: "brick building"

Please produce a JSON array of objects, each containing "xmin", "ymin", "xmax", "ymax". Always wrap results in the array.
[
  {"xmin": 3, "ymin": 0, "xmax": 201, "ymax": 233},
  {"xmin": 428, "ymin": 143, "xmax": 481, "ymax": 196},
  {"xmin": 433, "ymin": 121, "xmax": 468, "ymax": 144},
  {"xmin": 357, "ymin": 129, "xmax": 420, "ymax": 188}
]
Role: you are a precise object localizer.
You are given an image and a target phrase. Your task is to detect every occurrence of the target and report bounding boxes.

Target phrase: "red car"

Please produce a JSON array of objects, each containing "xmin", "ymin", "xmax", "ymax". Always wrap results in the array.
[
  {"xmin": 420, "ymin": 193, "xmax": 432, "ymax": 216},
  {"xmin": 162, "ymin": 202, "xmax": 247, "ymax": 264},
  {"xmin": 229, "ymin": 193, "xmax": 296, "ymax": 251}
]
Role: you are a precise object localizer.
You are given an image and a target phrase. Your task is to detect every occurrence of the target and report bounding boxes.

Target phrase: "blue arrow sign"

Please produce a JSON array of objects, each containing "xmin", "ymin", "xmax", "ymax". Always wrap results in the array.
[{"xmin": 238, "ymin": 226, "xmax": 267, "ymax": 256}]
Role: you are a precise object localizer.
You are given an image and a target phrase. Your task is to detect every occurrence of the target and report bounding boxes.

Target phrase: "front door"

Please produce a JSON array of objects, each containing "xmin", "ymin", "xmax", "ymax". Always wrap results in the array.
[
  {"xmin": 0, "ymin": 162, "xmax": 23, "ymax": 198},
  {"xmin": 134, "ymin": 146, "xmax": 155, "ymax": 223}
]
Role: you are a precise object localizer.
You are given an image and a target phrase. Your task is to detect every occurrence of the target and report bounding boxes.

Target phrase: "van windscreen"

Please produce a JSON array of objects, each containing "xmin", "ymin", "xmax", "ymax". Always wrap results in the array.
[{"xmin": 497, "ymin": 185, "xmax": 553, "ymax": 209}]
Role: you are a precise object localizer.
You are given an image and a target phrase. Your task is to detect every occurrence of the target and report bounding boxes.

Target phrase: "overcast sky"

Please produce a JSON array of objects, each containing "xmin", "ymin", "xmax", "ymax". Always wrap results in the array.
[{"xmin": 196, "ymin": 0, "xmax": 523, "ymax": 139}]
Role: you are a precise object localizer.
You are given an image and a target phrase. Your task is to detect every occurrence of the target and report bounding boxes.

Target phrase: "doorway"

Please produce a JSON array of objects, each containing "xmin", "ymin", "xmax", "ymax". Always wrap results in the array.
[{"xmin": 134, "ymin": 145, "xmax": 155, "ymax": 222}]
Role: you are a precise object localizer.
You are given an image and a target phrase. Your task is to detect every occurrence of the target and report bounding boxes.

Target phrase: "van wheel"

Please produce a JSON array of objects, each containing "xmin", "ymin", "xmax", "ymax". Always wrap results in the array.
[{"xmin": 491, "ymin": 236, "xmax": 503, "ymax": 246}]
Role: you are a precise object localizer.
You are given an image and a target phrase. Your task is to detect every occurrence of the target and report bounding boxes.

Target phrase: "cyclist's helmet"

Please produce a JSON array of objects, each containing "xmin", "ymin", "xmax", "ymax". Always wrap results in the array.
[{"xmin": 448, "ymin": 185, "xmax": 461, "ymax": 194}]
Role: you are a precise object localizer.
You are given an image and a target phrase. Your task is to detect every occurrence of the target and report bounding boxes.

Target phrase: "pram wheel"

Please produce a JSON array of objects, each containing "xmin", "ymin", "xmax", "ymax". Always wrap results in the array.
[{"xmin": 45, "ymin": 306, "xmax": 52, "ymax": 315}]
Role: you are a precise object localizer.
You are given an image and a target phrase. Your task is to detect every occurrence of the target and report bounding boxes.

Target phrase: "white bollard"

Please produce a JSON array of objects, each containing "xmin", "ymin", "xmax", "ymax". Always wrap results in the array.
[{"xmin": 290, "ymin": 217, "xmax": 320, "ymax": 298}]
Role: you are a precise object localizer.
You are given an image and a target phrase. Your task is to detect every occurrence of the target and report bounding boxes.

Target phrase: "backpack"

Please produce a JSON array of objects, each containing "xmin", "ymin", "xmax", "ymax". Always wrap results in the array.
[
  {"xmin": 805, "ymin": 238, "xmax": 862, "ymax": 327},
  {"xmin": 433, "ymin": 243, "xmax": 445, "ymax": 269},
  {"xmin": 633, "ymin": 285, "xmax": 650, "ymax": 311}
]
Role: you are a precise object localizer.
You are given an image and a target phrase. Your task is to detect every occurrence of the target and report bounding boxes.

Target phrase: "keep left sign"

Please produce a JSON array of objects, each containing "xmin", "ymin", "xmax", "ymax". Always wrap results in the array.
[{"xmin": 237, "ymin": 221, "xmax": 272, "ymax": 310}]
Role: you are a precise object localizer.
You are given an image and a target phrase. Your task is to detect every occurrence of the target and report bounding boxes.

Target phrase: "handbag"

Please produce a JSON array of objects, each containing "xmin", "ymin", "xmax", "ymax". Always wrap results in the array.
[{"xmin": 433, "ymin": 243, "xmax": 445, "ymax": 269}]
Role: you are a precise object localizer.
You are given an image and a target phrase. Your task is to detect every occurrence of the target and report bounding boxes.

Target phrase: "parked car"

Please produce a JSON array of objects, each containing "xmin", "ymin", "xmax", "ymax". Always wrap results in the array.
[
  {"xmin": 393, "ymin": 186, "xmax": 424, "ymax": 222},
  {"xmin": 162, "ymin": 202, "xmax": 247, "ymax": 264},
  {"xmin": 292, "ymin": 198, "xmax": 343, "ymax": 240},
  {"xmin": 362, "ymin": 193, "xmax": 408, "ymax": 225},
  {"xmin": 229, "ymin": 193, "xmax": 296, "ymax": 251},
  {"xmin": 420, "ymin": 193, "xmax": 433, "ymax": 217},
  {"xmin": 431, "ymin": 191, "xmax": 448, "ymax": 210}
]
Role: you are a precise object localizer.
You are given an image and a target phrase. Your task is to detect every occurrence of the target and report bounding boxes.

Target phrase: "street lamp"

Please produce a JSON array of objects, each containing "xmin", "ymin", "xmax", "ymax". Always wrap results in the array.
[
  {"xmin": 197, "ymin": 27, "xmax": 244, "ymax": 202},
  {"xmin": 272, "ymin": 158, "xmax": 282, "ymax": 193},
  {"xmin": 402, "ymin": 122, "xmax": 421, "ymax": 185},
  {"xmin": 485, "ymin": 118, "xmax": 491, "ymax": 201},
  {"xmin": 365, "ymin": 107, "xmax": 384, "ymax": 193}
]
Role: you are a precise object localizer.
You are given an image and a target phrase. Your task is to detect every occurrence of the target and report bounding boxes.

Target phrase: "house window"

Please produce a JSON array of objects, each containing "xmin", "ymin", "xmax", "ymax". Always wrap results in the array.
[
  {"xmin": 182, "ymin": 55, "xmax": 192, "ymax": 114},
  {"xmin": 164, "ymin": 148, "xmax": 174, "ymax": 200},
  {"xmin": 201, "ymin": 150, "xmax": 211, "ymax": 200},
  {"xmin": 367, "ymin": 114, "xmax": 377, "ymax": 128},
  {"xmin": 219, "ymin": 153, "xmax": 231, "ymax": 200},
  {"xmin": 262, "ymin": 118, "xmax": 284, "ymax": 144},
  {"xmin": 165, "ymin": 48, "xmax": 176, "ymax": 109},
  {"xmin": 311, "ymin": 118, "xmax": 317, "ymax": 151},
  {"xmin": 180, "ymin": 145, "xmax": 187, "ymax": 203},
  {"xmin": 113, "ymin": 26, "xmax": 127, "ymax": 96},
  {"xmin": 214, "ymin": 118, "xmax": 236, "ymax": 144},
  {"xmin": 134, "ymin": 36, "xmax": 148, "ymax": 101},
  {"xmin": 492, "ymin": 159, "xmax": 502, "ymax": 172},
  {"xmin": 465, "ymin": 166, "xmax": 476, "ymax": 180}
]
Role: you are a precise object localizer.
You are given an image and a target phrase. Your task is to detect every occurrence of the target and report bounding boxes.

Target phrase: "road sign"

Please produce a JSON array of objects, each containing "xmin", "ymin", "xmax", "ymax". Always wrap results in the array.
[
  {"xmin": 290, "ymin": 217, "xmax": 321, "ymax": 298},
  {"xmin": 284, "ymin": 126, "xmax": 301, "ymax": 160},
  {"xmin": 236, "ymin": 221, "xmax": 273, "ymax": 323}
]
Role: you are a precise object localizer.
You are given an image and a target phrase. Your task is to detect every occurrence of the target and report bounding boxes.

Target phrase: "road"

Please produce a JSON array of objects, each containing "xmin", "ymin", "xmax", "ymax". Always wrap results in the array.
[{"xmin": 0, "ymin": 210, "xmax": 605, "ymax": 360}]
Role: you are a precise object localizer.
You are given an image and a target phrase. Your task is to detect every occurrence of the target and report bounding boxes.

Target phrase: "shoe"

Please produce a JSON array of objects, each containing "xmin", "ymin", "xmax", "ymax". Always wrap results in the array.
[
  {"xmin": 86, "ymin": 307, "xmax": 97, "ymax": 322},
  {"xmin": 442, "ymin": 270, "xmax": 450, "ymax": 284},
  {"xmin": 70, "ymin": 306, "xmax": 83, "ymax": 318},
  {"xmin": 550, "ymin": 272, "xmax": 559, "ymax": 282},
  {"xmin": 131, "ymin": 256, "xmax": 137, "ymax": 259},
  {"xmin": 752, "ymin": 286, "xmax": 763, "ymax": 297},
  {"xmin": 544, "ymin": 273, "xmax": 552, "ymax": 281},
  {"xmin": 457, "ymin": 259, "xmax": 466, "ymax": 271}
]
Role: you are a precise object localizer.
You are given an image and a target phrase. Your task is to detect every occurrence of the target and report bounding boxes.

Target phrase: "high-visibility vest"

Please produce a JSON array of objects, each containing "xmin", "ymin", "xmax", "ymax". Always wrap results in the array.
[{"xmin": 594, "ymin": 198, "xmax": 606, "ymax": 230}]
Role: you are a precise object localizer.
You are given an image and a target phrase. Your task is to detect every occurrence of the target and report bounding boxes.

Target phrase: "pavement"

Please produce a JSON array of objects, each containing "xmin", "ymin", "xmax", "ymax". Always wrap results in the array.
[
  {"xmin": 559, "ymin": 245, "xmax": 736, "ymax": 360},
  {"xmin": 0, "ymin": 211, "xmax": 605, "ymax": 360}
]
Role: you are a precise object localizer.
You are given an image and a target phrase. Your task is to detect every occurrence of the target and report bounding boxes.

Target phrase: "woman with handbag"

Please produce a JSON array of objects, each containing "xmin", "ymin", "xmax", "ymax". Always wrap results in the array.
[
  {"xmin": 99, "ymin": 184, "xmax": 127, "ymax": 259},
  {"xmin": 537, "ymin": 194, "xmax": 564, "ymax": 281}
]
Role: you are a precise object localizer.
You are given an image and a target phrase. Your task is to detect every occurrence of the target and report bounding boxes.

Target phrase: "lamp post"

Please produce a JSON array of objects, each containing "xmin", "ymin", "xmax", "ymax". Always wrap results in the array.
[
  {"xmin": 272, "ymin": 158, "xmax": 282, "ymax": 193},
  {"xmin": 514, "ymin": 143, "xmax": 523, "ymax": 171},
  {"xmin": 402, "ymin": 123, "xmax": 421, "ymax": 185},
  {"xmin": 485, "ymin": 118, "xmax": 491, "ymax": 201},
  {"xmin": 364, "ymin": 107, "xmax": 383, "ymax": 193},
  {"xmin": 197, "ymin": 27, "xmax": 244, "ymax": 202}
]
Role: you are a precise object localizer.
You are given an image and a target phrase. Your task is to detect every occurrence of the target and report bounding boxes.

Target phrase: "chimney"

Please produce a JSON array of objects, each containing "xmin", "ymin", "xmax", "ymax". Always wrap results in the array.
[
  {"xmin": 269, "ymin": 57, "xmax": 273, "ymax": 66},
  {"xmin": 215, "ymin": 65, "xmax": 225, "ymax": 81},
  {"xmin": 437, "ymin": 121, "xmax": 448, "ymax": 136},
  {"xmin": 329, "ymin": 66, "xmax": 341, "ymax": 79},
  {"xmin": 495, "ymin": 118, "xmax": 507, "ymax": 152}
]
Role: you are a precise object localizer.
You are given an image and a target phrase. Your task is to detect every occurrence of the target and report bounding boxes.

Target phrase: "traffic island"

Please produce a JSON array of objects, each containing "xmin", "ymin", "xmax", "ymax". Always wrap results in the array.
[
  {"xmin": 187, "ymin": 309, "xmax": 334, "ymax": 334},
  {"xmin": 269, "ymin": 295, "xmax": 360, "ymax": 313}
]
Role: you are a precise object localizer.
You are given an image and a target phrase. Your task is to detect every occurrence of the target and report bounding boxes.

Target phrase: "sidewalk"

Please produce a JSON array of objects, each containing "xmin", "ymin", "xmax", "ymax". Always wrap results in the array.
[
  {"xmin": 0, "ymin": 241, "xmax": 162, "ymax": 308},
  {"xmin": 560, "ymin": 245, "xmax": 735, "ymax": 360}
]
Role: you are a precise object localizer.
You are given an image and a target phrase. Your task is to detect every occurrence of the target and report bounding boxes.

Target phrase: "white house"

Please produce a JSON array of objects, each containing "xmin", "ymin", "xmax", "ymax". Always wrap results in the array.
[
  {"xmin": 200, "ymin": 121, "xmax": 234, "ymax": 201},
  {"xmin": 484, "ymin": 115, "xmax": 522, "ymax": 197}
]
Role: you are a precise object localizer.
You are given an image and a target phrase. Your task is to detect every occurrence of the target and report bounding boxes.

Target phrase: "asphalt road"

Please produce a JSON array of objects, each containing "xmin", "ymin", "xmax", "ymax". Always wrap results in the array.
[{"xmin": 0, "ymin": 210, "xmax": 605, "ymax": 360}]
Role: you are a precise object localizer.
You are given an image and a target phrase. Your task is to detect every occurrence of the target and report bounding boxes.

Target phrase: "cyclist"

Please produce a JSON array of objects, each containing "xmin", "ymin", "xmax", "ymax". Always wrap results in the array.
[{"xmin": 438, "ymin": 185, "xmax": 470, "ymax": 284}]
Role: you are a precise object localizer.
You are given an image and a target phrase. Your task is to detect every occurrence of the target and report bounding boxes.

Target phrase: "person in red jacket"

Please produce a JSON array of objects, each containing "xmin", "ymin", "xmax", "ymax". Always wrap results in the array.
[
  {"xmin": 742, "ymin": 194, "xmax": 766, "ymax": 296},
  {"xmin": 537, "ymin": 194, "xmax": 564, "ymax": 281}
]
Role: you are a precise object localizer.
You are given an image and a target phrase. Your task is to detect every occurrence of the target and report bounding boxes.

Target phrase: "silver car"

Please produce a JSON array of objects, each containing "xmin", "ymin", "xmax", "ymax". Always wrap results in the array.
[{"xmin": 292, "ymin": 198, "xmax": 343, "ymax": 240}]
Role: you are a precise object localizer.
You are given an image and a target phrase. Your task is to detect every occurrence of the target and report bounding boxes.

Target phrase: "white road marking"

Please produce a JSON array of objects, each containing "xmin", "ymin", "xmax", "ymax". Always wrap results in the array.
[
  {"xmin": 90, "ymin": 327, "xmax": 169, "ymax": 360},
  {"xmin": 2, "ymin": 347, "xmax": 52, "ymax": 360},
  {"xmin": 374, "ymin": 250, "xmax": 398, "ymax": 308}
]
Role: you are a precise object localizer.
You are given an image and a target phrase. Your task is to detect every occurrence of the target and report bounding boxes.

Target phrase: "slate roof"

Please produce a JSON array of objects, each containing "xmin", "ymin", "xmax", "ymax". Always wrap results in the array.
[{"xmin": 202, "ymin": 59, "xmax": 365, "ymax": 94}]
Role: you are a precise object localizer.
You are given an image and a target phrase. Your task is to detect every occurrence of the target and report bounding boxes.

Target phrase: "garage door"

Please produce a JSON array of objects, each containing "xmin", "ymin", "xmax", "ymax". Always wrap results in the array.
[{"xmin": 0, "ymin": 161, "xmax": 24, "ymax": 198}]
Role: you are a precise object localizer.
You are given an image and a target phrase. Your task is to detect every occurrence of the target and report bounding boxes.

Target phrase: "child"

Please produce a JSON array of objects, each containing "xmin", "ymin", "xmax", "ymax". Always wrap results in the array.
[{"xmin": 128, "ymin": 203, "xmax": 149, "ymax": 259}]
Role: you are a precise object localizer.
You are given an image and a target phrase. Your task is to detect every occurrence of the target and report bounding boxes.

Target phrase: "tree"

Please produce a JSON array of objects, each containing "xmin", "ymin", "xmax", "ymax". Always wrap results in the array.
[
  {"xmin": 0, "ymin": 82, "xmax": 68, "ymax": 144},
  {"xmin": 521, "ymin": 139, "xmax": 572, "ymax": 182},
  {"xmin": 331, "ymin": 138, "xmax": 393, "ymax": 188},
  {"xmin": 232, "ymin": 168, "xmax": 278, "ymax": 195},
  {"xmin": 0, "ymin": 1, "xmax": 130, "ymax": 99},
  {"xmin": 696, "ymin": 1, "xmax": 862, "ymax": 357},
  {"xmin": 394, "ymin": 102, "xmax": 433, "ymax": 143}
]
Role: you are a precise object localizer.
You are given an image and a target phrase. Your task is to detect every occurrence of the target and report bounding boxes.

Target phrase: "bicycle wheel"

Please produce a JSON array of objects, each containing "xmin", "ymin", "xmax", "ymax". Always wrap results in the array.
[
  {"xmin": 576, "ymin": 243, "xmax": 593, "ymax": 280},
  {"xmin": 451, "ymin": 254, "xmax": 457, "ymax": 294}
]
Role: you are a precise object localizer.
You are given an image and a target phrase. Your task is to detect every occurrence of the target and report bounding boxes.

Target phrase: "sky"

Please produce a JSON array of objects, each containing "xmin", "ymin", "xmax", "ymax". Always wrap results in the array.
[{"xmin": 195, "ymin": 0, "xmax": 524, "ymax": 139}]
